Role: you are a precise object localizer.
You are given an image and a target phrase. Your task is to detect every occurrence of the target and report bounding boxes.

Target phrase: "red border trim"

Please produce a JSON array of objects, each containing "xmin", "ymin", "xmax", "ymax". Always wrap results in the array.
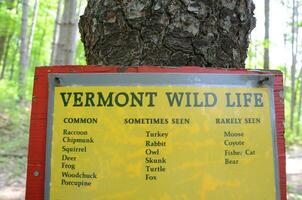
[{"xmin": 25, "ymin": 66, "xmax": 286, "ymax": 200}]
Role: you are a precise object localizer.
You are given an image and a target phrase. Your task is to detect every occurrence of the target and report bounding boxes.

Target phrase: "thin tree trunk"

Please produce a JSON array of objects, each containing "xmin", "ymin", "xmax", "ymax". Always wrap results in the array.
[
  {"xmin": 54, "ymin": 0, "xmax": 77, "ymax": 65},
  {"xmin": 290, "ymin": 0, "xmax": 298, "ymax": 130},
  {"xmin": 284, "ymin": 67, "xmax": 287, "ymax": 90},
  {"xmin": 0, "ymin": 0, "xmax": 17, "ymax": 66},
  {"xmin": 10, "ymin": 38, "xmax": 20, "ymax": 81},
  {"xmin": 295, "ymin": 6, "xmax": 301, "ymax": 135},
  {"xmin": 50, "ymin": 0, "xmax": 63, "ymax": 65},
  {"xmin": 294, "ymin": 4, "xmax": 299, "ymax": 131},
  {"xmin": 248, "ymin": 48, "xmax": 252, "ymax": 69},
  {"xmin": 27, "ymin": 0, "xmax": 39, "ymax": 66},
  {"xmin": 64, "ymin": 0, "xmax": 77, "ymax": 64},
  {"xmin": 264, "ymin": 0, "xmax": 270, "ymax": 70},
  {"xmin": 254, "ymin": 44, "xmax": 257, "ymax": 69},
  {"xmin": 0, "ymin": 36, "xmax": 7, "ymax": 65},
  {"xmin": 0, "ymin": 35, "xmax": 13, "ymax": 80},
  {"xmin": 35, "ymin": 17, "xmax": 48, "ymax": 66},
  {"xmin": 16, "ymin": 0, "xmax": 20, "ymax": 14},
  {"xmin": 296, "ymin": 69, "xmax": 302, "ymax": 135},
  {"xmin": 18, "ymin": 0, "xmax": 29, "ymax": 102},
  {"xmin": 283, "ymin": 34, "xmax": 287, "ymax": 88}
]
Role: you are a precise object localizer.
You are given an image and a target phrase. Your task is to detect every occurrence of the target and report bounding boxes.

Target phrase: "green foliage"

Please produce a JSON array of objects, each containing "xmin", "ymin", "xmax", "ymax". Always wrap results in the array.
[
  {"xmin": 246, "ymin": 40, "xmax": 264, "ymax": 69},
  {"xmin": 0, "ymin": 79, "xmax": 30, "ymax": 132},
  {"xmin": 247, "ymin": 40, "xmax": 302, "ymax": 146},
  {"xmin": 0, "ymin": 0, "xmax": 88, "ymax": 182},
  {"xmin": 75, "ymin": 40, "xmax": 86, "ymax": 65},
  {"xmin": 0, "ymin": 3, "xmax": 18, "ymax": 36},
  {"xmin": 0, "ymin": 80, "xmax": 19, "ymax": 109},
  {"xmin": 282, "ymin": 66, "xmax": 302, "ymax": 145},
  {"xmin": 0, "ymin": 80, "xmax": 30, "ymax": 179},
  {"xmin": 263, "ymin": 39, "xmax": 271, "ymax": 49}
]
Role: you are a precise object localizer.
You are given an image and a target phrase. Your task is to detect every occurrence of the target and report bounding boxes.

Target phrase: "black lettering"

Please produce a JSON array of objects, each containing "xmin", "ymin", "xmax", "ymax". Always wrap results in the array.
[
  {"xmin": 97, "ymin": 92, "xmax": 114, "ymax": 106},
  {"xmin": 85, "ymin": 92, "xmax": 95, "ymax": 107},
  {"xmin": 243, "ymin": 93, "xmax": 253, "ymax": 107},
  {"xmin": 60, "ymin": 92, "xmax": 72, "ymax": 107},
  {"xmin": 115, "ymin": 92, "xmax": 129, "ymax": 107},
  {"xmin": 204, "ymin": 92, "xmax": 217, "ymax": 107},
  {"xmin": 73, "ymin": 92, "xmax": 83, "ymax": 106},
  {"xmin": 145, "ymin": 92, "xmax": 157, "ymax": 107},
  {"xmin": 166, "ymin": 92, "xmax": 184, "ymax": 107},
  {"xmin": 226, "ymin": 93, "xmax": 236, "ymax": 107},
  {"xmin": 254, "ymin": 93, "xmax": 264, "ymax": 107},
  {"xmin": 130, "ymin": 92, "xmax": 143, "ymax": 107}
]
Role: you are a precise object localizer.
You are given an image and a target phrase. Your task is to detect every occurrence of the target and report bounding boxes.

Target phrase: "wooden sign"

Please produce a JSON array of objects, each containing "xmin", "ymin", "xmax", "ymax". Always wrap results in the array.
[{"xmin": 25, "ymin": 66, "xmax": 286, "ymax": 200}]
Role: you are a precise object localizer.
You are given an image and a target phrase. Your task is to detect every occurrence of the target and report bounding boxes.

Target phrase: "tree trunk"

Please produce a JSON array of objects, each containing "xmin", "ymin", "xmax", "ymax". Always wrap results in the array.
[
  {"xmin": 79, "ymin": 0, "xmax": 255, "ymax": 67},
  {"xmin": 15, "ymin": 0, "xmax": 20, "ymax": 14},
  {"xmin": 54, "ymin": 0, "xmax": 78, "ymax": 65},
  {"xmin": 290, "ymin": 0, "xmax": 298, "ymax": 130},
  {"xmin": 283, "ymin": 34, "xmax": 287, "ymax": 89},
  {"xmin": 0, "ymin": 34, "xmax": 13, "ymax": 80},
  {"xmin": 50, "ymin": 0, "xmax": 63, "ymax": 65},
  {"xmin": 18, "ymin": 0, "xmax": 29, "ymax": 102},
  {"xmin": 297, "ymin": 69, "xmax": 302, "ymax": 136},
  {"xmin": 0, "ymin": 36, "xmax": 7, "ymax": 66},
  {"xmin": 10, "ymin": 38, "xmax": 20, "ymax": 81},
  {"xmin": 27, "ymin": 0, "xmax": 39, "ymax": 66},
  {"xmin": 264, "ymin": 0, "xmax": 269, "ymax": 70},
  {"xmin": 253, "ymin": 44, "xmax": 257, "ymax": 69},
  {"xmin": 35, "ymin": 17, "xmax": 48, "ymax": 67},
  {"xmin": 0, "ymin": 0, "xmax": 15, "ymax": 65}
]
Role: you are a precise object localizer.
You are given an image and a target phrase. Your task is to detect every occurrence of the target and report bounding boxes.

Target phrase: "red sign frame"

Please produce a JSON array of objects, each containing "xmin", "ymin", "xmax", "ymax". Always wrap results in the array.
[{"xmin": 25, "ymin": 66, "xmax": 286, "ymax": 200}]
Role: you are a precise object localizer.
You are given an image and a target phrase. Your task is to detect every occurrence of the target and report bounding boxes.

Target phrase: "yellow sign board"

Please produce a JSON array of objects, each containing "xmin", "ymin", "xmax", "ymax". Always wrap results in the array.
[{"xmin": 49, "ymin": 86, "xmax": 277, "ymax": 199}]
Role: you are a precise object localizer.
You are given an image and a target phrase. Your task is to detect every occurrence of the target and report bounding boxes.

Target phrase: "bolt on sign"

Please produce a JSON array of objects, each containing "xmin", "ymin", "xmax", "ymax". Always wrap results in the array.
[{"xmin": 25, "ymin": 66, "xmax": 286, "ymax": 200}]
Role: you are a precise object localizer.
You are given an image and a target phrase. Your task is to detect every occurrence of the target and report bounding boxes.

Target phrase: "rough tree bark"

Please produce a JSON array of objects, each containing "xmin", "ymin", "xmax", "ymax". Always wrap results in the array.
[
  {"xmin": 79, "ymin": 0, "xmax": 255, "ymax": 68},
  {"xmin": 264, "ymin": 0, "xmax": 269, "ymax": 70},
  {"xmin": 54, "ymin": 0, "xmax": 78, "ymax": 65}
]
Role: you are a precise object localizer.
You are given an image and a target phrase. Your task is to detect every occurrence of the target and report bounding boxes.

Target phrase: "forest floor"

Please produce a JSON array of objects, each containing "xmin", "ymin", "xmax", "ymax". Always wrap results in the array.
[
  {"xmin": 0, "ymin": 158, "xmax": 26, "ymax": 200},
  {"xmin": 0, "ymin": 145, "xmax": 301, "ymax": 199},
  {"xmin": 287, "ymin": 145, "xmax": 302, "ymax": 200}
]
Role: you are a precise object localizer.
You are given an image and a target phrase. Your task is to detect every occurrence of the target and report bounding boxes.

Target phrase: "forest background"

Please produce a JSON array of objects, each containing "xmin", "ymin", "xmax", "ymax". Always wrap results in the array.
[{"xmin": 0, "ymin": 0, "xmax": 301, "ymax": 199}]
